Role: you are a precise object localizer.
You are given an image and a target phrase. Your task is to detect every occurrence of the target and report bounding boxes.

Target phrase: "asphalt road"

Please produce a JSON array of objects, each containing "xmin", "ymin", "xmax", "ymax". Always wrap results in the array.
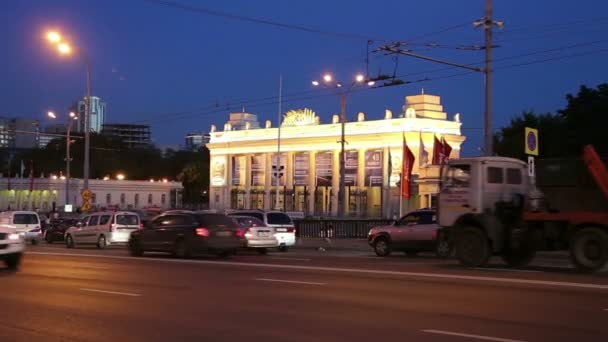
[{"xmin": 1, "ymin": 243, "xmax": 607, "ymax": 342}]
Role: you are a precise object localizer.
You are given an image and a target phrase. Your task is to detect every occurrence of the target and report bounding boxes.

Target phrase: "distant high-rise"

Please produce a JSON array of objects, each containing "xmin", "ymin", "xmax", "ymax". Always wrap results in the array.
[
  {"xmin": 72, "ymin": 96, "xmax": 106, "ymax": 133},
  {"xmin": 102, "ymin": 123, "xmax": 151, "ymax": 148},
  {"xmin": 184, "ymin": 132, "xmax": 210, "ymax": 151}
]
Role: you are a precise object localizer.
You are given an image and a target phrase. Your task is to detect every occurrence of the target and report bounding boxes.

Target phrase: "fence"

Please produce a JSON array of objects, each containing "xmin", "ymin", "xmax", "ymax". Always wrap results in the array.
[{"xmin": 294, "ymin": 219, "xmax": 394, "ymax": 239}]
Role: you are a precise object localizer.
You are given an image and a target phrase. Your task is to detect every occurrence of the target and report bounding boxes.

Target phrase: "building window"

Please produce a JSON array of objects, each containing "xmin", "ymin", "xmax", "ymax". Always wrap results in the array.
[
  {"xmin": 106, "ymin": 194, "xmax": 111, "ymax": 204},
  {"xmin": 91, "ymin": 193, "xmax": 97, "ymax": 204},
  {"xmin": 120, "ymin": 193, "xmax": 126, "ymax": 205},
  {"xmin": 161, "ymin": 194, "xmax": 166, "ymax": 205},
  {"xmin": 148, "ymin": 194, "xmax": 153, "ymax": 204},
  {"xmin": 487, "ymin": 167, "xmax": 503, "ymax": 184},
  {"xmin": 134, "ymin": 194, "xmax": 139, "ymax": 206}
]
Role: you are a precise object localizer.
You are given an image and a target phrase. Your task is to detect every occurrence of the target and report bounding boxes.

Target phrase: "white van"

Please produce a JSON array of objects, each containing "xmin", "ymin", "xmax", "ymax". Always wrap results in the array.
[
  {"xmin": 0, "ymin": 211, "xmax": 42, "ymax": 245},
  {"xmin": 65, "ymin": 211, "xmax": 142, "ymax": 249}
]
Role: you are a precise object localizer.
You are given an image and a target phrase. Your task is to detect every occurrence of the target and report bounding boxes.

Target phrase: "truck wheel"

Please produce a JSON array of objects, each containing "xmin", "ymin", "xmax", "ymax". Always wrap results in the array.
[
  {"xmin": 501, "ymin": 247, "xmax": 536, "ymax": 268},
  {"xmin": 570, "ymin": 227, "xmax": 608, "ymax": 273},
  {"xmin": 455, "ymin": 227, "xmax": 491, "ymax": 267},
  {"xmin": 373, "ymin": 237, "xmax": 391, "ymax": 257}
]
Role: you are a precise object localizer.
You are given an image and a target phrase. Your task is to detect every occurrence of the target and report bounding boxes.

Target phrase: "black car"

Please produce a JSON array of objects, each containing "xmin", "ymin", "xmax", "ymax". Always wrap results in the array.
[
  {"xmin": 44, "ymin": 218, "xmax": 79, "ymax": 243},
  {"xmin": 128, "ymin": 212, "xmax": 243, "ymax": 258}
]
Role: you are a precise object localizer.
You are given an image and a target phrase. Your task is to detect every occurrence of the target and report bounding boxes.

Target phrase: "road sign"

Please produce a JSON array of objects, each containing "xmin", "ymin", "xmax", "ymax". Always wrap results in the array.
[
  {"xmin": 525, "ymin": 127, "xmax": 539, "ymax": 156},
  {"xmin": 528, "ymin": 156, "xmax": 535, "ymax": 177}
]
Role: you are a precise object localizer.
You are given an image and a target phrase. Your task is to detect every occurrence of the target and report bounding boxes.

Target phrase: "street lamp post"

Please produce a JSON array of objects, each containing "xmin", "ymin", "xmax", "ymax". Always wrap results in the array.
[
  {"xmin": 46, "ymin": 30, "xmax": 92, "ymax": 209},
  {"xmin": 48, "ymin": 111, "xmax": 78, "ymax": 205},
  {"xmin": 312, "ymin": 73, "xmax": 374, "ymax": 217}
]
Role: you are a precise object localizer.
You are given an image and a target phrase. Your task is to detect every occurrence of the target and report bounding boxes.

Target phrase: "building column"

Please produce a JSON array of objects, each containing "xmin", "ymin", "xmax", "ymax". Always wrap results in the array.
[
  {"xmin": 331, "ymin": 149, "xmax": 340, "ymax": 216},
  {"xmin": 264, "ymin": 153, "xmax": 272, "ymax": 210},
  {"xmin": 245, "ymin": 154, "xmax": 252, "ymax": 209},
  {"xmin": 308, "ymin": 151, "xmax": 316, "ymax": 216}
]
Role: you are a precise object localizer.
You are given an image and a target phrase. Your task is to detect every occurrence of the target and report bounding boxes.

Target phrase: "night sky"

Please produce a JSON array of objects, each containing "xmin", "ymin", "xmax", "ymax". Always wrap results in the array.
[{"xmin": 2, "ymin": 0, "xmax": 607, "ymax": 155}]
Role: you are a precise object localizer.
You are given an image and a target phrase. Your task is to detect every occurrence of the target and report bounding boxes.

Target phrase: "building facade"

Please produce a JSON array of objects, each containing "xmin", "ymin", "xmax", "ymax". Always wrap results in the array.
[
  {"xmin": 0, "ymin": 176, "xmax": 183, "ymax": 212},
  {"xmin": 206, "ymin": 93, "xmax": 466, "ymax": 218},
  {"xmin": 72, "ymin": 96, "xmax": 106, "ymax": 133},
  {"xmin": 102, "ymin": 124, "xmax": 152, "ymax": 148},
  {"xmin": 184, "ymin": 132, "xmax": 211, "ymax": 151}
]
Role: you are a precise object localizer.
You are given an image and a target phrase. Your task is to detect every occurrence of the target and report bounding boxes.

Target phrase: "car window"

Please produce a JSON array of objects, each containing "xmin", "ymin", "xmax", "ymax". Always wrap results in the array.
[
  {"xmin": 116, "ymin": 214, "xmax": 139, "ymax": 225},
  {"xmin": 152, "ymin": 215, "xmax": 180, "ymax": 227},
  {"xmin": 233, "ymin": 212, "xmax": 264, "ymax": 221},
  {"xmin": 13, "ymin": 214, "xmax": 39, "ymax": 225},
  {"xmin": 99, "ymin": 215, "xmax": 112, "ymax": 225},
  {"xmin": 198, "ymin": 214, "xmax": 237, "ymax": 227},
  {"xmin": 418, "ymin": 212, "xmax": 437, "ymax": 225},
  {"xmin": 234, "ymin": 217, "xmax": 266, "ymax": 228},
  {"xmin": 267, "ymin": 213, "xmax": 293, "ymax": 225},
  {"xmin": 397, "ymin": 213, "xmax": 419, "ymax": 226},
  {"xmin": 88, "ymin": 216, "xmax": 100, "ymax": 226},
  {"xmin": 80, "ymin": 216, "xmax": 90, "ymax": 226}
]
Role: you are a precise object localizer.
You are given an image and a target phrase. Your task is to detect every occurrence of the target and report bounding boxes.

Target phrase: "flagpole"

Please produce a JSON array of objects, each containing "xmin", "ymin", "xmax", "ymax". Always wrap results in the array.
[{"xmin": 274, "ymin": 74, "xmax": 282, "ymax": 210}]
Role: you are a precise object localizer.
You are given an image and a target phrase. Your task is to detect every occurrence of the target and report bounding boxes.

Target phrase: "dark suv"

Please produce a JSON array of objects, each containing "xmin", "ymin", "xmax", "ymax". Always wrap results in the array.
[
  {"xmin": 128, "ymin": 212, "xmax": 243, "ymax": 258},
  {"xmin": 367, "ymin": 209, "xmax": 451, "ymax": 257}
]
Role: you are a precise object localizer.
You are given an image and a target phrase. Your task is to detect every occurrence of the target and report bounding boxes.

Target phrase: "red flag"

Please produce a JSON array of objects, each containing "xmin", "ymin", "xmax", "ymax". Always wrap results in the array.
[
  {"xmin": 432, "ymin": 135, "xmax": 443, "ymax": 164},
  {"xmin": 441, "ymin": 137, "xmax": 452, "ymax": 164},
  {"xmin": 401, "ymin": 135, "xmax": 415, "ymax": 199}
]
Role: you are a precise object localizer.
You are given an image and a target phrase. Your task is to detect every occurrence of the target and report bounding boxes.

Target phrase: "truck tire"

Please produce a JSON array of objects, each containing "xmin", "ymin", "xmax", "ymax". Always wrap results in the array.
[
  {"xmin": 455, "ymin": 226, "xmax": 491, "ymax": 267},
  {"xmin": 501, "ymin": 247, "xmax": 536, "ymax": 268},
  {"xmin": 570, "ymin": 227, "xmax": 608, "ymax": 273}
]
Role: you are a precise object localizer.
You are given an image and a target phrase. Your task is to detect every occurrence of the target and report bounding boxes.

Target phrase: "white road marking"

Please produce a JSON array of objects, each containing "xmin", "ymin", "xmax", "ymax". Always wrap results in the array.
[
  {"xmin": 473, "ymin": 268, "xmax": 541, "ymax": 273},
  {"xmin": 79, "ymin": 288, "xmax": 141, "ymax": 297},
  {"xmin": 255, "ymin": 278, "xmax": 325, "ymax": 286},
  {"xmin": 268, "ymin": 257, "xmax": 311, "ymax": 261},
  {"xmin": 423, "ymin": 329, "xmax": 526, "ymax": 342},
  {"xmin": 29, "ymin": 252, "xmax": 608, "ymax": 291}
]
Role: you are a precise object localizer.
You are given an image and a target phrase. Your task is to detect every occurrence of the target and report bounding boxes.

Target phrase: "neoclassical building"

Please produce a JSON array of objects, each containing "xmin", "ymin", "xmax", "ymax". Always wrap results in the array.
[{"xmin": 206, "ymin": 93, "xmax": 465, "ymax": 218}]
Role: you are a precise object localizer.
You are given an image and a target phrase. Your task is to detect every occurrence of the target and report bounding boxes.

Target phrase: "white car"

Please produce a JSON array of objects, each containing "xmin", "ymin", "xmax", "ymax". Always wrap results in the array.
[
  {"xmin": 227, "ymin": 210, "xmax": 296, "ymax": 252},
  {"xmin": 231, "ymin": 215, "xmax": 278, "ymax": 254},
  {"xmin": 65, "ymin": 211, "xmax": 142, "ymax": 249},
  {"xmin": 0, "ymin": 226, "xmax": 26, "ymax": 270},
  {"xmin": 0, "ymin": 211, "xmax": 42, "ymax": 245}
]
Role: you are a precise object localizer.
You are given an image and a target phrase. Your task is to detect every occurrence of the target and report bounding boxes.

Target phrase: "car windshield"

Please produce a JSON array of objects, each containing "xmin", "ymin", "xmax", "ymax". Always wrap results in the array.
[
  {"xmin": 233, "ymin": 212, "xmax": 264, "ymax": 221},
  {"xmin": 267, "ymin": 213, "xmax": 293, "ymax": 225},
  {"xmin": 13, "ymin": 214, "xmax": 39, "ymax": 224},
  {"xmin": 116, "ymin": 215, "xmax": 139, "ymax": 225},
  {"xmin": 442, "ymin": 164, "xmax": 471, "ymax": 188},
  {"xmin": 234, "ymin": 217, "xmax": 266, "ymax": 228}
]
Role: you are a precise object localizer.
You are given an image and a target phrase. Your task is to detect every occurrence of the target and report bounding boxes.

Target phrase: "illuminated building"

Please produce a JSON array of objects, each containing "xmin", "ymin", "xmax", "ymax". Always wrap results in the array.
[{"xmin": 206, "ymin": 93, "xmax": 466, "ymax": 218}]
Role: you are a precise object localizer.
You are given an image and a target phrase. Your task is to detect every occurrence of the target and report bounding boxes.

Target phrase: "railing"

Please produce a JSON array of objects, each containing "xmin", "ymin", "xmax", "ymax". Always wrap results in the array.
[{"xmin": 294, "ymin": 218, "xmax": 394, "ymax": 239}]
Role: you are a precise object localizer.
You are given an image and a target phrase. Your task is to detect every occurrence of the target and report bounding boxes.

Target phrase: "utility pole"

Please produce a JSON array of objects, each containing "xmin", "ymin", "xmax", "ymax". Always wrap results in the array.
[
  {"xmin": 275, "ymin": 75, "xmax": 283, "ymax": 210},
  {"xmin": 338, "ymin": 93, "xmax": 348, "ymax": 218},
  {"xmin": 483, "ymin": 0, "xmax": 494, "ymax": 156}
]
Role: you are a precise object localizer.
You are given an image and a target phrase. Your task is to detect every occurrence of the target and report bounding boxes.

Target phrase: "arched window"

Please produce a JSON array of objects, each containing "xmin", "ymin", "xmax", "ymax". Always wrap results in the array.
[{"xmin": 106, "ymin": 194, "xmax": 111, "ymax": 204}]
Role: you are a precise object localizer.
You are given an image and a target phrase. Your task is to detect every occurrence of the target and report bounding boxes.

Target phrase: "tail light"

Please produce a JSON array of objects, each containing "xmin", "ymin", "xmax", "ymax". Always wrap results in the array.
[
  {"xmin": 235, "ymin": 226, "xmax": 246, "ymax": 238},
  {"xmin": 196, "ymin": 227, "xmax": 210, "ymax": 237},
  {"xmin": 287, "ymin": 227, "xmax": 296, "ymax": 233},
  {"xmin": 244, "ymin": 228, "xmax": 253, "ymax": 238},
  {"xmin": 138, "ymin": 223, "xmax": 144, "ymax": 230}
]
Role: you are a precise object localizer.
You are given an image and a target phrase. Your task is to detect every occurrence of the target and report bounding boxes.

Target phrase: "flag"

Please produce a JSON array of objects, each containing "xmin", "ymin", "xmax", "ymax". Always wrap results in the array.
[
  {"xmin": 29, "ymin": 160, "xmax": 34, "ymax": 192},
  {"xmin": 419, "ymin": 133, "xmax": 429, "ymax": 167},
  {"xmin": 432, "ymin": 135, "xmax": 443, "ymax": 164},
  {"xmin": 387, "ymin": 147, "xmax": 393, "ymax": 185},
  {"xmin": 401, "ymin": 134, "xmax": 415, "ymax": 199},
  {"xmin": 441, "ymin": 137, "xmax": 453, "ymax": 164}
]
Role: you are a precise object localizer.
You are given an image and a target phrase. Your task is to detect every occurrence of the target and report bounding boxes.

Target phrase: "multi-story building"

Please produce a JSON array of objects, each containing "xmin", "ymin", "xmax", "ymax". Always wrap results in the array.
[
  {"xmin": 206, "ymin": 93, "xmax": 466, "ymax": 218},
  {"xmin": 0, "ymin": 117, "xmax": 13, "ymax": 148},
  {"xmin": 184, "ymin": 132, "xmax": 211, "ymax": 151},
  {"xmin": 71, "ymin": 96, "xmax": 106, "ymax": 133},
  {"xmin": 0, "ymin": 117, "xmax": 40, "ymax": 149},
  {"xmin": 102, "ymin": 123, "xmax": 152, "ymax": 148}
]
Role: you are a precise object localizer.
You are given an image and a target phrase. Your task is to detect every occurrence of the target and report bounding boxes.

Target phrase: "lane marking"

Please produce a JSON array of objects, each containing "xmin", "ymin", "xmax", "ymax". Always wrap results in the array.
[
  {"xmin": 255, "ymin": 278, "xmax": 325, "ymax": 286},
  {"xmin": 79, "ymin": 288, "xmax": 141, "ymax": 297},
  {"xmin": 473, "ymin": 268, "xmax": 541, "ymax": 273},
  {"xmin": 423, "ymin": 329, "xmax": 526, "ymax": 342},
  {"xmin": 28, "ymin": 252, "xmax": 608, "ymax": 291},
  {"xmin": 267, "ymin": 257, "xmax": 311, "ymax": 261}
]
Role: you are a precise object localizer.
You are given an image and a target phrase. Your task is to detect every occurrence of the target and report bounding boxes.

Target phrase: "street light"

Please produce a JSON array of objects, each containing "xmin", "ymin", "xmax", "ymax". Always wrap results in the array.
[
  {"xmin": 44, "ymin": 29, "xmax": 92, "ymax": 210},
  {"xmin": 48, "ymin": 111, "xmax": 78, "ymax": 206},
  {"xmin": 312, "ymin": 72, "xmax": 371, "ymax": 217}
]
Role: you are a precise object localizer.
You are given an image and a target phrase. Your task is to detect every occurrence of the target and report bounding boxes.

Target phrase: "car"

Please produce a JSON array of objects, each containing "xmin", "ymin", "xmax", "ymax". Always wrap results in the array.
[
  {"xmin": 65, "ymin": 211, "xmax": 142, "ymax": 249},
  {"xmin": 0, "ymin": 211, "xmax": 43, "ymax": 245},
  {"xmin": 367, "ymin": 209, "xmax": 451, "ymax": 258},
  {"xmin": 226, "ymin": 210, "xmax": 296, "ymax": 252},
  {"xmin": 0, "ymin": 225, "xmax": 26, "ymax": 270},
  {"xmin": 44, "ymin": 217, "xmax": 80, "ymax": 243},
  {"xmin": 128, "ymin": 212, "xmax": 242, "ymax": 258},
  {"xmin": 230, "ymin": 215, "xmax": 278, "ymax": 254}
]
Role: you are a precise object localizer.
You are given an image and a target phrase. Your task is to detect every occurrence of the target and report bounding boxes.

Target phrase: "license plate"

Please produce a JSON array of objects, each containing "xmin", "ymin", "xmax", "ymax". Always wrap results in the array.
[
  {"xmin": 257, "ymin": 231, "xmax": 270, "ymax": 237},
  {"xmin": 216, "ymin": 231, "xmax": 232, "ymax": 237}
]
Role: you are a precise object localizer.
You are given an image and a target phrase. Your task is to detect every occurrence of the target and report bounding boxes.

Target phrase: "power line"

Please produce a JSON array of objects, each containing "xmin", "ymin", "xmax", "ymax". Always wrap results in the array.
[{"xmin": 496, "ymin": 16, "xmax": 608, "ymax": 35}]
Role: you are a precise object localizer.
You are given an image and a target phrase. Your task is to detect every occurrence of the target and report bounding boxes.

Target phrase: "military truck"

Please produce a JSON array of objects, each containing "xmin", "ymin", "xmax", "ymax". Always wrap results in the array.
[{"xmin": 438, "ymin": 145, "xmax": 608, "ymax": 272}]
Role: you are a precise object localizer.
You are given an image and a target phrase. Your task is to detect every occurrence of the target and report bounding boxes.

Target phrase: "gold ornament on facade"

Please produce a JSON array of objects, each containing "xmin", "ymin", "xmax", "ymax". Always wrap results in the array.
[{"xmin": 282, "ymin": 108, "xmax": 319, "ymax": 127}]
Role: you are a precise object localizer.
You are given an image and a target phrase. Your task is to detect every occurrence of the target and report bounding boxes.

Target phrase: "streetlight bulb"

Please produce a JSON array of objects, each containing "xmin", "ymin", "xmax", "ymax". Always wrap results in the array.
[
  {"xmin": 69, "ymin": 112, "xmax": 76, "ymax": 117},
  {"xmin": 323, "ymin": 74, "xmax": 332, "ymax": 83},
  {"xmin": 367, "ymin": 81, "xmax": 376, "ymax": 86},
  {"xmin": 355, "ymin": 74, "xmax": 365, "ymax": 82},
  {"xmin": 116, "ymin": 174, "xmax": 125, "ymax": 180},
  {"xmin": 57, "ymin": 43, "xmax": 72, "ymax": 55},
  {"xmin": 47, "ymin": 111, "xmax": 56, "ymax": 119},
  {"xmin": 312, "ymin": 81, "xmax": 319, "ymax": 86},
  {"xmin": 336, "ymin": 83, "xmax": 343, "ymax": 88},
  {"xmin": 47, "ymin": 31, "xmax": 61, "ymax": 43}
]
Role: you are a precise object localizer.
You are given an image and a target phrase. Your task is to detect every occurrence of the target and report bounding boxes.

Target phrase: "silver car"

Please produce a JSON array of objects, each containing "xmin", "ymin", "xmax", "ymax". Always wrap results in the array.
[{"xmin": 231, "ymin": 215, "xmax": 278, "ymax": 254}]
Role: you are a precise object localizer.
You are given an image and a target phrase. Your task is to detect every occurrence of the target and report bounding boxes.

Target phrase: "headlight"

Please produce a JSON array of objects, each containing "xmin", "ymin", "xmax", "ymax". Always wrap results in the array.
[{"xmin": 8, "ymin": 233, "xmax": 20, "ymax": 240}]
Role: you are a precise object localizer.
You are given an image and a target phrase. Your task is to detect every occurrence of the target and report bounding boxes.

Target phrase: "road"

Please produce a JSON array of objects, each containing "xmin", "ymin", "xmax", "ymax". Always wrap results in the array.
[{"xmin": 1, "ymin": 243, "xmax": 607, "ymax": 342}]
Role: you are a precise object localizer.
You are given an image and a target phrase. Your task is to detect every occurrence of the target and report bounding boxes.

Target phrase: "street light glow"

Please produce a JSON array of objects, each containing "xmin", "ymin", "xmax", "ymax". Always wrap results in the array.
[
  {"xmin": 116, "ymin": 173, "xmax": 125, "ymax": 180},
  {"xmin": 47, "ymin": 111, "xmax": 56, "ymax": 119},
  {"xmin": 312, "ymin": 80, "xmax": 319, "ymax": 86},
  {"xmin": 69, "ymin": 112, "xmax": 76, "ymax": 117},
  {"xmin": 368, "ymin": 81, "xmax": 376, "ymax": 86},
  {"xmin": 323, "ymin": 74, "xmax": 332, "ymax": 82},
  {"xmin": 355, "ymin": 74, "xmax": 365, "ymax": 82},
  {"xmin": 46, "ymin": 31, "xmax": 61, "ymax": 43},
  {"xmin": 57, "ymin": 42, "xmax": 72, "ymax": 55}
]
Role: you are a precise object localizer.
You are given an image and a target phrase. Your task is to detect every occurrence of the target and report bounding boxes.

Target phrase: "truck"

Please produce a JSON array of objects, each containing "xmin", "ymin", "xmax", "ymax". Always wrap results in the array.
[{"xmin": 438, "ymin": 145, "xmax": 608, "ymax": 272}]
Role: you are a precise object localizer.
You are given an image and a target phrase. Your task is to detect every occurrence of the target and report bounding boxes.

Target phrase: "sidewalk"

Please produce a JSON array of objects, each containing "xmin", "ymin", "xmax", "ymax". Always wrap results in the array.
[{"xmin": 293, "ymin": 237, "xmax": 569, "ymax": 259}]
